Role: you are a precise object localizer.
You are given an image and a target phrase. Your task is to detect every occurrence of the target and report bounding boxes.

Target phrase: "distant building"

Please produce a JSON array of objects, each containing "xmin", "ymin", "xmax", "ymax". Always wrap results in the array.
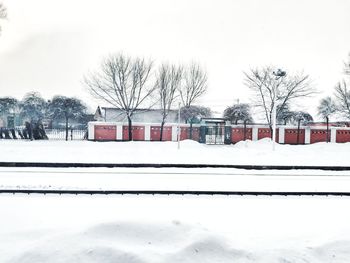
[
  {"xmin": 100, "ymin": 107, "xmax": 180, "ymax": 123},
  {"xmin": 308, "ymin": 122, "xmax": 350, "ymax": 127},
  {"xmin": 0, "ymin": 113, "xmax": 22, "ymax": 128}
]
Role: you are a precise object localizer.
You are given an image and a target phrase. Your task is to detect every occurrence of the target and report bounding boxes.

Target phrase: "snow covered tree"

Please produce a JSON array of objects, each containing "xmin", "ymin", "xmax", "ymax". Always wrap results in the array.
[
  {"xmin": 317, "ymin": 96, "xmax": 336, "ymax": 143},
  {"xmin": 276, "ymin": 104, "xmax": 294, "ymax": 125},
  {"xmin": 0, "ymin": 97, "xmax": 18, "ymax": 129},
  {"xmin": 156, "ymin": 64, "xmax": 182, "ymax": 141},
  {"xmin": 223, "ymin": 103, "xmax": 253, "ymax": 124},
  {"xmin": 180, "ymin": 105, "xmax": 211, "ymax": 139},
  {"xmin": 317, "ymin": 96, "xmax": 337, "ymax": 120},
  {"xmin": 291, "ymin": 111, "xmax": 313, "ymax": 144},
  {"xmin": 20, "ymin": 92, "xmax": 47, "ymax": 123},
  {"xmin": 291, "ymin": 111, "xmax": 313, "ymax": 126},
  {"xmin": 179, "ymin": 63, "xmax": 207, "ymax": 107},
  {"xmin": 20, "ymin": 92, "xmax": 48, "ymax": 140},
  {"xmin": 0, "ymin": 97, "xmax": 18, "ymax": 115},
  {"xmin": 48, "ymin": 96, "xmax": 87, "ymax": 141},
  {"xmin": 84, "ymin": 53, "xmax": 155, "ymax": 141},
  {"xmin": 244, "ymin": 66, "xmax": 315, "ymax": 136},
  {"xmin": 180, "ymin": 105, "xmax": 211, "ymax": 124}
]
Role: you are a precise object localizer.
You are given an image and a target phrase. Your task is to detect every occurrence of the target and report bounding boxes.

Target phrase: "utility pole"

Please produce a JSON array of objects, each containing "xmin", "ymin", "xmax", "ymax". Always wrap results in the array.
[
  {"xmin": 272, "ymin": 69, "xmax": 286, "ymax": 151},
  {"xmin": 177, "ymin": 102, "xmax": 181, "ymax": 149}
]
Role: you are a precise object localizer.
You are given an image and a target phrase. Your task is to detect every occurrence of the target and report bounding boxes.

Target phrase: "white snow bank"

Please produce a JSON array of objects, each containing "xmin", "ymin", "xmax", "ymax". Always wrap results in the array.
[
  {"xmin": 7, "ymin": 221, "xmax": 251, "ymax": 263},
  {"xmin": 2, "ymin": 194, "xmax": 350, "ymax": 263},
  {"xmin": 0, "ymin": 139, "xmax": 349, "ymax": 166}
]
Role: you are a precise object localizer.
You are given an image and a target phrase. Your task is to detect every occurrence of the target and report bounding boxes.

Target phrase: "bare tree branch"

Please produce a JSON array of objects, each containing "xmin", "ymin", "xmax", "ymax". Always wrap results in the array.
[
  {"xmin": 180, "ymin": 63, "xmax": 207, "ymax": 107},
  {"xmin": 83, "ymin": 53, "xmax": 155, "ymax": 140},
  {"xmin": 334, "ymin": 80, "xmax": 350, "ymax": 119},
  {"xmin": 155, "ymin": 64, "xmax": 182, "ymax": 140},
  {"xmin": 244, "ymin": 66, "xmax": 315, "ymax": 129}
]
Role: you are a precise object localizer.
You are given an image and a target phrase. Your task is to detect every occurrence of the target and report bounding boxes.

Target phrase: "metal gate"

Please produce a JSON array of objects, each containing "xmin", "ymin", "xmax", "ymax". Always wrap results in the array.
[{"xmin": 205, "ymin": 126, "xmax": 224, "ymax": 145}]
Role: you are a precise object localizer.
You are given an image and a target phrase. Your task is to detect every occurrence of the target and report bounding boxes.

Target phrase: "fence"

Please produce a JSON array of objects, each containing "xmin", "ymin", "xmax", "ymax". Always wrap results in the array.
[
  {"xmin": 45, "ymin": 129, "xmax": 87, "ymax": 140},
  {"xmin": 0, "ymin": 128, "xmax": 87, "ymax": 141}
]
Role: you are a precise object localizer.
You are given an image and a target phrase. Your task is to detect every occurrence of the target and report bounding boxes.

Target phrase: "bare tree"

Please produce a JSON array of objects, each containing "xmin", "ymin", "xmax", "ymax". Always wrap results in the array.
[
  {"xmin": 0, "ymin": 3, "xmax": 6, "ymax": 33},
  {"xmin": 244, "ymin": 66, "xmax": 315, "ymax": 136},
  {"xmin": 179, "ymin": 63, "xmax": 208, "ymax": 107},
  {"xmin": 345, "ymin": 53, "xmax": 350, "ymax": 76},
  {"xmin": 156, "ymin": 64, "xmax": 182, "ymax": 141},
  {"xmin": 334, "ymin": 81, "xmax": 350, "ymax": 119},
  {"xmin": 84, "ymin": 54, "xmax": 155, "ymax": 141}
]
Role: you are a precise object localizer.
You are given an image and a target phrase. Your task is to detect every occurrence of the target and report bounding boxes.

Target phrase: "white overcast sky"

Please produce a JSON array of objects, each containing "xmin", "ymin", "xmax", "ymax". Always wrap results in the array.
[{"xmin": 0, "ymin": 0, "xmax": 349, "ymax": 118}]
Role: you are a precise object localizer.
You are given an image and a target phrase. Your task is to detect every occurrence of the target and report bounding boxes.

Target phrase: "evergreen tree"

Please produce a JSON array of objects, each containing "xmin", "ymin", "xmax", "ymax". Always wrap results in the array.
[
  {"xmin": 48, "ymin": 96, "xmax": 87, "ymax": 141},
  {"xmin": 223, "ymin": 103, "xmax": 253, "ymax": 124}
]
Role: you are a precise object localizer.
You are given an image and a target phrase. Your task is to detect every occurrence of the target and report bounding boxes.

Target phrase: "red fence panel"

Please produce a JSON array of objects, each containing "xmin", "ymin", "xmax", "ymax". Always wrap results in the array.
[
  {"xmin": 336, "ymin": 130, "xmax": 350, "ymax": 143},
  {"xmin": 231, "ymin": 128, "xmax": 252, "ymax": 143},
  {"xmin": 191, "ymin": 127, "xmax": 200, "ymax": 141},
  {"xmin": 284, "ymin": 129, "xmax": 305, "ymax": 144},
  {"xmin": 150, "ymin": 126, "xmax": 172, "ymax": 141},
  {"xmin": 180, "ymin": 127, "xmax": 200, "ymax": 141},
  {"xmin": 180, "ymin": 127, "xmax": 189, "ymax": 141},
  {"xmin": 257, "ymin": 128, "xmax": 279, "ymax": 142},
  {"xmin": 122, "ymin": 125, "xmax": 145, "ymax": 141},
  {"xmin": 94, "ymin": 125, "xmax": 116, "ymax": 141},
  {"xmin": 310, "ymin": 129, "xmax": 328, "ymax": 143}
]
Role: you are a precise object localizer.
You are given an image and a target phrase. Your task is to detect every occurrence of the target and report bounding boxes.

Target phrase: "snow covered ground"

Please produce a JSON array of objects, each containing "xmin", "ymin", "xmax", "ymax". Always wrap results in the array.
[
  {"xmin": 1, "ymin": 167, "xmax": 350, "ymax": 192},
  {"xmin": 1, "ymin": 139, "xmax": 350, "ymax": 262},
  {"xmin": 0, "ymin": 138, "xmax": 350, "ymax": 166},
  {"xmin": 1, "ymin": 194, "xmax": 350, "ymax": 262}
]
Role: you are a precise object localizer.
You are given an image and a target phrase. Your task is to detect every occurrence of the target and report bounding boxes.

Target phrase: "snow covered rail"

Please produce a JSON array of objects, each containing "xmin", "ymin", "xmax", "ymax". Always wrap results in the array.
[
  {"xmin": 1, "ymin": 189, "xmax": 350, "ymax": 196},
  {"xmin": 1, "ymin": 162, "xmax": 350, "ymax": 171}
]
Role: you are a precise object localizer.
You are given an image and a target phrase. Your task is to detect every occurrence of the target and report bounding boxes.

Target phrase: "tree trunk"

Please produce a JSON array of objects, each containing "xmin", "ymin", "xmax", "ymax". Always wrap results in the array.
[
  {"xmin": 189, "ymin": 121, "xmax": 193, "ymax": 139},
  {"xmin": 65, "ymin": 116, "xmax": 69, "ymax": 141},
  {"xmin": 30, "ymin": 120, "xmax": 34, "ymax": 141},
  {"xmin": 296, "ymin": 119, "xmax": 301, "ymax": 145},
  {"xmin": 127, "ymin": 116, "xmax": 132, "ymax": 141},
  {"xmin": 160, "ymin": 121, "xmax": 165, "ymax": 141},
  {"xmin": 326, "ymin": 116, "xmax": 329, "ymax": 143},
  {"xmin": 244, "ymin": 120, "xmax": 247, "ymax": 141},
  {"xmin": 269, "ymin": 125, "xmax": 273, "ymax": 140}
]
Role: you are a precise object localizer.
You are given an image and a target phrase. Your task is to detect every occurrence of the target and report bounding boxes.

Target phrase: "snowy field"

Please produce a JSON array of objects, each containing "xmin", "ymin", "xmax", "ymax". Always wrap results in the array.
[
  {"xmin": 0, "ymin": 138, "xmax": 350, "ymax": 166},
  {"xmin": 1, "ymin": 194, "xmax": 350, "ymax": 262},
  {"xmin": 1, "ymin": 167, "xmax": 350, "ymax": 192},
  {"xmin": 1, "ymin": 139, "xmax": 350, "ymax": 262}
]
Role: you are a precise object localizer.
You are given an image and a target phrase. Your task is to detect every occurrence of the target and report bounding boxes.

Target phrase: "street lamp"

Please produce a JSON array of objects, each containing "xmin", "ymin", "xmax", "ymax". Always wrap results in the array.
[
  {"xmin": 271, "ymin": 69, "xmax": 286, "ymax": 151},
  {"xmin": 177, "ymin": 102, "xmax": 181, "ymax": 149}
]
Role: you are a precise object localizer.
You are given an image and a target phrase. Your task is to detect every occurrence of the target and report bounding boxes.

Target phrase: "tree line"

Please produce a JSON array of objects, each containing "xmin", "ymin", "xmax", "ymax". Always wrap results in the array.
[
  {"xmin": 0, "ymin": 92, "xmax": 88, "ymax": 140},
  {"xmin": 223, "ymin": 55, "xmax": 350, "ymax": 140},
  {"xmin": 84, "ymin": 53, "xmax": 350, "ymax": 141},
  {"xmin": 84, "ymin": 53, "xmax": 210, "ymax": 141}
]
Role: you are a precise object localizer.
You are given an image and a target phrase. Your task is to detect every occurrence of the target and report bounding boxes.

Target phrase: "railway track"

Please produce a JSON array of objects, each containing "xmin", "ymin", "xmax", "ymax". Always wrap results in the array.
[
  {"xmin": 0, "ymin": 162, "xmax": 350, "ymax": 170},
  {"xmin": 1, "ymin": 164, "xmax": 350, "ymax": 196},
  {"xmin": 1, "ymin": 189, "xmax": 350, "ymax": 196}
]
